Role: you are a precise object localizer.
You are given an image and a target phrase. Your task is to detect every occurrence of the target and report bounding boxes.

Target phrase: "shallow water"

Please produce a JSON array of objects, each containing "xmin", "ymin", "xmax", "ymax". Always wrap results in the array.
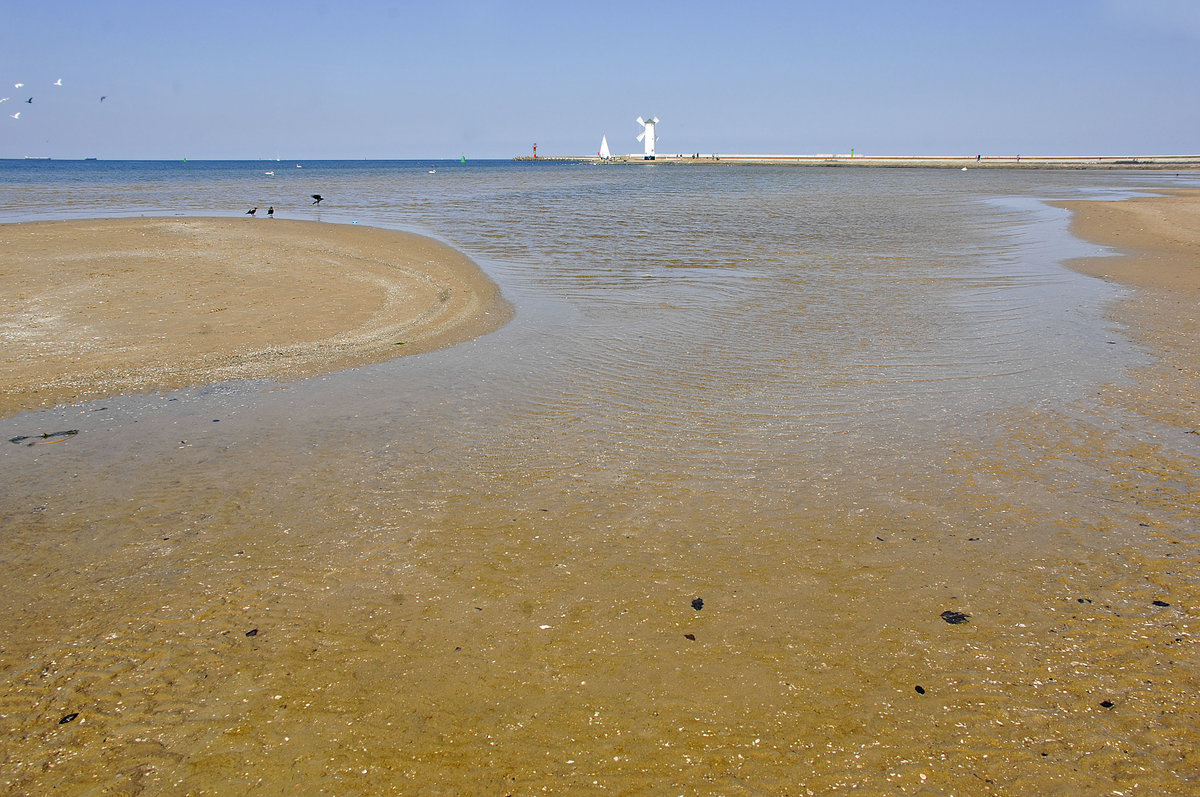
[{"xmin": 1, "ymin": 161, "xmax": 1198, "ymax": 794}]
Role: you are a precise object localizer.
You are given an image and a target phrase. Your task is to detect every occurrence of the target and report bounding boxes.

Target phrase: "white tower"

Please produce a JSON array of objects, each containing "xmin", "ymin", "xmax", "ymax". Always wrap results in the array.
[{"xmin": 636, "ymin": 116, "xmax": 659, "ymax": 160}]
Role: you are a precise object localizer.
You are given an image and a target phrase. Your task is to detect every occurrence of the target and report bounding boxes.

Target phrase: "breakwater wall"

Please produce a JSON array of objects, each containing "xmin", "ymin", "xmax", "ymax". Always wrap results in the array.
[{"xmin": 514, "ymin": 154, "xmax": 1200, "ymax": 169}]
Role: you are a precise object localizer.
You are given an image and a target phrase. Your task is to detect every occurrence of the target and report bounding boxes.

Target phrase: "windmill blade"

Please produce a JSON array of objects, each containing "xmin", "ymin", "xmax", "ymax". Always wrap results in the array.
[
  {"xmin": 636, "ymin": 131, "xmax": 645, "ymax": 143},
  {"xmin": 651, "ymin": 117, "xmax": 659, "ymax": 125},
  {"xmin": 636, "ymin": 116, "xmax": 644, "ymax": 126}
]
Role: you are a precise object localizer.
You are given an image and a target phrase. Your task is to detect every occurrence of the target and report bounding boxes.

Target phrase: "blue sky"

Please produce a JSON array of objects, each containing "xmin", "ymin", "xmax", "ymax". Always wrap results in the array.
[{"xmin": 2, "ymin": 0, "xmax": 1197, "ymax": 159}]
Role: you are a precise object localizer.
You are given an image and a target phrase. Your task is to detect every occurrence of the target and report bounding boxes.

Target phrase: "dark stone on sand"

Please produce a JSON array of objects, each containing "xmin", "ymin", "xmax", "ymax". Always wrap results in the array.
[
  {"xmin": 245, "ymin": 628, "xmax": 258, "ymax": 637},
  {"xmin": 914, "ymin": 685, "xmax": 926, "ymax": 694},
  {"xmin": 691, "ymin": 598, "xmax": 704, "ymax": 611},
  {"xmin": 1152, "ymin": 600, "xmax": 1170, "ymax": 607},
  {"xmin": 1100, "ymin": 700, "xmax": 1114, "ymax": 708},
  {"xmin": 684, "ymin": 633, "xmax": 696, "ymax": 640},
  {"xmin": 9, "ymin": 429, "xmax": 79, "ymax": 445},
  {"xmin": 941, "ymin": 610, "xmax": 970, "ymax": 625},
  {"xmin": 59, "ymin": 713, "xmax": 78, "ymax": 724}
]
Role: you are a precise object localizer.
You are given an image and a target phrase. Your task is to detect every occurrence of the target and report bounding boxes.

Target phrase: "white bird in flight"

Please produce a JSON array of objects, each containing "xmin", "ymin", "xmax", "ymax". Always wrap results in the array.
[
  {"xmin": 0, "ymin": 98, "xmax": 8, "ymax": 103},
  {"xmin": 14, "ymin": 82, "xmax": 24, "ymax": 88},
  {"xmin": 11, "ymin": 112, "xmax": 19, "ymax": 119},
  {"xmin": 53, "ymin": 78, "xmax": 62, "ymax": 86}
]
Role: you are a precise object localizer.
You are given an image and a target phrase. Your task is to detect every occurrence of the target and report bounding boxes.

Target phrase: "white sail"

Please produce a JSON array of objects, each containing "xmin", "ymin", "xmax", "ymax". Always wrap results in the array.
[{"xmin": 599, "ymin": 135, "xmax": 611, "ymax": 159}]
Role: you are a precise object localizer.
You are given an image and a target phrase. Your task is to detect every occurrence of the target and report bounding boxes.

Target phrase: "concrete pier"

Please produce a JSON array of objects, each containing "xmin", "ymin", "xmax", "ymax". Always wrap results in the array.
[{"xmin": 515, "ymin": 153, "xmax": 1200, "ymax": 169}]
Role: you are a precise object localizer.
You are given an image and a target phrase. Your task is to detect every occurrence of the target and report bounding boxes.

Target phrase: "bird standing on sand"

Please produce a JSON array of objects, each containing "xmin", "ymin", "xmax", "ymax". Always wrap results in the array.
[
  {"xmin": 246, "ymin": 207, "xmax": 258, "ymax": 216},
  {"xmin": 311, "ymin": 194, "xmax": 324, "ymax": 205},
  {"xmin": 267, "ymin": 206, "xmax": 274, "ymax": 218}
]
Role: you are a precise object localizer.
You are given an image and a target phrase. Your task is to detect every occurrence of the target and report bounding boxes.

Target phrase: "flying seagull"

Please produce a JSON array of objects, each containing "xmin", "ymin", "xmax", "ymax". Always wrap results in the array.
[
  {"xmin": 100, "ymin": 95, "xmax": 107, "ymax": 102},
  {"xmin": 246, "ymin": 207, "xmax": 258, "ymax": 216},
  {"xmin": 53, "ymin": 78, "xmax": 62, "ymax": 86},
  {"xmin": 311, "ymin": 194, "xmax": 324, "ymax": 205},
  {"xmin": 26, "ymin": 97, "xmax": 32, "ymax": 103},
  {"xmin": 10, "ymin": 112, "xmax": 19, "ymax": 119},
  {"xmin": 14, "ymin": 83, "xmax": 23, "ymax": 88},
  {"xmin": 0, "ymin": 98, "xmax": 8, "ymax": 103}
]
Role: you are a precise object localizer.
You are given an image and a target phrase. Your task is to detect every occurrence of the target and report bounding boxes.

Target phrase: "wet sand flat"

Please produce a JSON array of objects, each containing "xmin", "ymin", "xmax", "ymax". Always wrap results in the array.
[
  {"xmin": 1, "ymin": 194, "xmax": 1199, "ymax": 794},
  {"xmin": 0, "ymin": 217, "xmax": 511, "ymax": 418},
  {"xmin": 1058, "ymin": 188, "xmax": 1200, "ymax": 432}
]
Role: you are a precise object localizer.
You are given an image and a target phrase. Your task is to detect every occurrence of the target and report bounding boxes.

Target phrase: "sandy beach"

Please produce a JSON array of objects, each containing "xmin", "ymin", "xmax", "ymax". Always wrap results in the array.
[
  {"xmin": 1057, "ymin": 189, "xmax": 1200, "ymax": 431},
  {"xmin": 1, "ymin": 186, "xmax": 1198, "ymax": 794},
  {"xmin": 0, "ymin": 217, "xmax": 512, "ymax": 419}
]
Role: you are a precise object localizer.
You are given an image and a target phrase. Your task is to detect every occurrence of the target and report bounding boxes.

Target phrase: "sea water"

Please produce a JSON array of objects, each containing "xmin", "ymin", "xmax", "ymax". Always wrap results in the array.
[
  {"xmin": 0, "ymin": 160, "xmax": 1158, "ymax": 420},
  {"xmin": 0, "ymin": 161, "xmax": 1162, "ymax": 485}
]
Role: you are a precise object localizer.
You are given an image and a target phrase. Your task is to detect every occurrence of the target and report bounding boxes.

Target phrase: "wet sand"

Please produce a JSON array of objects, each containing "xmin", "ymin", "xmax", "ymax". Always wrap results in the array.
[
  {"xmin": 1057, "ymin": 189, "xmax": 1200, "ymax": 432},
  {"xmin": 0, "ymin": 217, "xmax": 512, "ymax": 418},
  {"xmin": 1, "ymin": 199, "xmax": 1199, "ymax": 794}
]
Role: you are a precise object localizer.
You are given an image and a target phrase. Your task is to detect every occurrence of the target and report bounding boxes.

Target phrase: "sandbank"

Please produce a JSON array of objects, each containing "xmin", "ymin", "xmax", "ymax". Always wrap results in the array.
[
  {"xmin": 0, "ymin": 217, "xmax": 512, "ymax": 418},
  {"xmin": 1056, "ymin": 189, "xmax": 1200, "ymax": 429}
]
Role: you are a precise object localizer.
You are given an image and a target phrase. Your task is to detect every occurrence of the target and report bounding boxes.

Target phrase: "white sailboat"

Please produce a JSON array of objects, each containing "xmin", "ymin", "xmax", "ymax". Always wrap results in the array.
[{"xmin": 599, "ymin": 135, "xmax": 611, "ymax": 160}]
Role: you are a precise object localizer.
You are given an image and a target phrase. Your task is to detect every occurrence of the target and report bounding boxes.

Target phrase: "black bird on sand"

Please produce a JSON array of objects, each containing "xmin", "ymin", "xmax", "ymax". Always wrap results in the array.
[
  {"xmin": 267, "ymin": 206, "xmax": 274, "ymax": 218},
  {"xmin": 246, "ymin": 207, "xmax": 257, "ymax": 216},
  {"xmin": 311, "ymin": 194, "xmax": 324, "ymax": 205}
]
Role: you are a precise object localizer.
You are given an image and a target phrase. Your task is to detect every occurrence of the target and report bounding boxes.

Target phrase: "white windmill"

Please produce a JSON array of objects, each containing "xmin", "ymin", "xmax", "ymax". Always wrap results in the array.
[{"xmin": 636, "ymin": 115, "xmax": 659, "ymax": 160}]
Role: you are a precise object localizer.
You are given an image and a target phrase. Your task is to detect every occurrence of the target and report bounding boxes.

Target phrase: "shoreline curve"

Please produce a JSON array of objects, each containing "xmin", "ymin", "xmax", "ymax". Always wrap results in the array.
[
  {"xmin": 1056, "ymin": 188, "xmax": 1200, "ymax": 431},
  {"xmin": 0, "ymin": 217, "xmax": 513, "ymax": 418}
]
